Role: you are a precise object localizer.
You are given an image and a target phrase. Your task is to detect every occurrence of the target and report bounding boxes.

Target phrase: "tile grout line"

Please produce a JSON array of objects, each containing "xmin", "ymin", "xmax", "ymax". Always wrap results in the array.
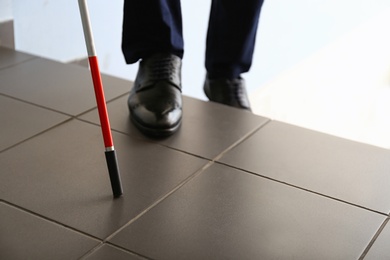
[
  {"xmin": 74, "ymin": 119, "xmax": 258, "ymax": 163},
  {"xmin": 0, "ymin": 56, "xmax": 37, "ymax": 71},
  {"xmin": 161, "ymin": 118, "xmax": 272, "ymax": 162},
  {"xmin": 106, "ymin": 242, "xmax": 156, "ymax": 260},
  {"xmin": 0, "ymin": 117, "xmax": 74, "ymax": 154},
  {"xmin": 0, "ymin": 89, "xmax": 130, "ymax": 120},
  {"xmin": 74, "ymin": 91, "xmax": 130, "ymax": 118},
  {"xmin": 77, "ymin": 242, "xmax": 105, "ymax": 260},
  {"xmin": 0, "ymin": 200, "xmax": 102, "ymax": 241},
  {"xmin": 113, "ymin": 243, "xmax": 156, "ymax": 259},
  {"xmin": 0, "ymin": 93, "xmax": 74, "ymax": 117},
  {"xmin": 0, "ymin": 91, "xmax": 131, "ymax": 154},
  {"xmin": 79, "ymin": 242, "xmax": 154, "ymax": 260},
  {"xmin": 73, "ymin": 118, "xmax": 199, "ymax": 160},
  {"xmin": 217, "ymin": 161, "xmax": 389, "ymax": 217},
  {"xmin": 145, "ymin": 118, "xmax": 272, "ymax": 163},
  {"xmin": 212, "ymin": 119, "xmax": 271, "ymax": 162},
  {"xmin": 359, "ymin": 217, "xmax": 390, "ymax": 259},
  {"xmin": 102, "ymin": 160, "xmax": 216, "ymax": 243}
]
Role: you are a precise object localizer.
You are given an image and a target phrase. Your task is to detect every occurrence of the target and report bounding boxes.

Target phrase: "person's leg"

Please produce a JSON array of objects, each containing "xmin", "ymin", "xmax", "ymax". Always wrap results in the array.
[
  {"xmin": 204, "ymin": 0, "xmax": 264, "ymax": 111},
  {"xmin": 205, "ymin": 0, "xmax": 264, "ymax": 79},
  {"xmin": 122, "ymin": 0, "xmax": 184, "ymax": 64},
  {"xmin": 122, "ymin": 0, "xmax": 184, "ymax": 136}
]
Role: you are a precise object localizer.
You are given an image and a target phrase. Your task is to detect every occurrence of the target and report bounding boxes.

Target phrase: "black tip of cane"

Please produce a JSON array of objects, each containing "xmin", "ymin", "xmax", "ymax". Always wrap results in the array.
[{"xmin": 105, "ymin": 150, "xmax": 123, "ymax": 198}]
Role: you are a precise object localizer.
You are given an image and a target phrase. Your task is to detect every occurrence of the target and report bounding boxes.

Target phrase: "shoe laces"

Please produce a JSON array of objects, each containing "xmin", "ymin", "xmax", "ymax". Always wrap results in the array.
[
  {"xmin": 229, "ymin": 77, "xmax": 250, "ymax": 108},
  {"xmin": 148, "ymin": 56, "xmax": 178, "ymax": 82},
  {"xmin": 230, "ymin": 78, "xmax": 245, "ymax": 99}
]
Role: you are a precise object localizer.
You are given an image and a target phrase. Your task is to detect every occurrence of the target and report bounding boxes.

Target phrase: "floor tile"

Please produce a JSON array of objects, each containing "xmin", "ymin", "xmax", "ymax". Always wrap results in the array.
[
  {"xmin": 85, "ymin": 244, "xmax": 147, "ymax": 260},
  {"xmin": 0, "ymin": 47, "xmax": 35, "ymax": 70},
  {"xmin": 109, "ymin": 163, "xmax": 384, "ymax": 259},
  {"xmin": 0, "ymin": 57, "xmax": 129, "ymax": 115},
  {"xmin": 0, "ymin": 119, "xmax": 208, "ymax": 238},
  {"xmin": 218, "ymin": 121, "xmax": 390, "ymax": 213},
  {"xmin": 364, "ymin": 219, "xmax": 390, "ymax": 259},
  {"xmin": 0, "ymin": 95, "xmax": 69, "ymax": 151},
  {"xmin": 80, "ymin": 95, "xmax": 269, "ymax": 159},
  {"xmin": 0, "ymin": 202, "xmax": 99, "ymax": 260}
]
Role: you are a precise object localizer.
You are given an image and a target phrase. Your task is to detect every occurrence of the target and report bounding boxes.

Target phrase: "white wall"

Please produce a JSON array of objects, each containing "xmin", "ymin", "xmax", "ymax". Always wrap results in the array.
[
  {"xmin": 0, "ymin": 0, "xmax": 13, "ymax": 22},
  {"xmin": 13, "ymin": 0, "xmax": 92, "ymax": 62},
  {"xmin": 12, "ymin": 0, "xmax": 133, "ymax": 87}
]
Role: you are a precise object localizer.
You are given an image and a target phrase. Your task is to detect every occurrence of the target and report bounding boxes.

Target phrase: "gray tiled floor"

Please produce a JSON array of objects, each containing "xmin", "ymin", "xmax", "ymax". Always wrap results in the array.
[
  {"xmin": 1, "ymin": 46, "xmax": 390, "ymax": 259},
  {"xmin": 109, "ymin": 163, "xmax": 385, "ymax": 260}
]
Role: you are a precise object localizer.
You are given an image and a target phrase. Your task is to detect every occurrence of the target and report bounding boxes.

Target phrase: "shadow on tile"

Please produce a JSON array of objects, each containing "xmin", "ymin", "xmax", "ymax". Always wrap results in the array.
[{"xmin": 80, "ymin": 95, "xmax": 269, "ymax": 159}]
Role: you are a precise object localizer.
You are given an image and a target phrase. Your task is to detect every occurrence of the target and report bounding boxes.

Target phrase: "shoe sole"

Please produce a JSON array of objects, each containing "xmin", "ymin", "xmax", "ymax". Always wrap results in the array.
[{"xmin": 130, "ymin": 115, "xmax": 181, "ymax": 138}]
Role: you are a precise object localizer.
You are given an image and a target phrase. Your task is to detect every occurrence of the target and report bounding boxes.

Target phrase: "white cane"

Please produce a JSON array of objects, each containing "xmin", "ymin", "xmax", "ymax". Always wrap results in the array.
[{"xmin": 78, "ymin": 0, "xmax": 123, "ymax": 198}]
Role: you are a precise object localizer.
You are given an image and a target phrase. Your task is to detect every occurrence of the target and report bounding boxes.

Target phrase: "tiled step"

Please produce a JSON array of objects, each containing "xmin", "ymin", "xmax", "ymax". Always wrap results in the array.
[{"xmin": 1, "ymin": 47, "xmax": 390, "ymax": 259}]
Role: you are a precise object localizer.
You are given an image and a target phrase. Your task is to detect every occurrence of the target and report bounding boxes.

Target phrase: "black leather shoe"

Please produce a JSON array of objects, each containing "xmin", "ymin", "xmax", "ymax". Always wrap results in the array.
[
  {"xmin": 204, "ymin": 75, "xmax": 252, "ymax": 111},
  {"xmin": 128, "ymin": 53, "xmax": 182, "ymax": 137}
]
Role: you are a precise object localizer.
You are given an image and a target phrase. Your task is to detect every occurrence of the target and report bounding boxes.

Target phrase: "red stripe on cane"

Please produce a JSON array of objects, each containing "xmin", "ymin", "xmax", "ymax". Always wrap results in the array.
[{"xmin": 88, "ymin": 56, "xmax": 114, "ymax": 148}]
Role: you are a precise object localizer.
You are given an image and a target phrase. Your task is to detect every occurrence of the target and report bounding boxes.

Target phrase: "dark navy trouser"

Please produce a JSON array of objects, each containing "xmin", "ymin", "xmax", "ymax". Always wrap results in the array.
[{"xmin": 122, "ymin": 0, "xmax": 264, "ymax": 79}]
